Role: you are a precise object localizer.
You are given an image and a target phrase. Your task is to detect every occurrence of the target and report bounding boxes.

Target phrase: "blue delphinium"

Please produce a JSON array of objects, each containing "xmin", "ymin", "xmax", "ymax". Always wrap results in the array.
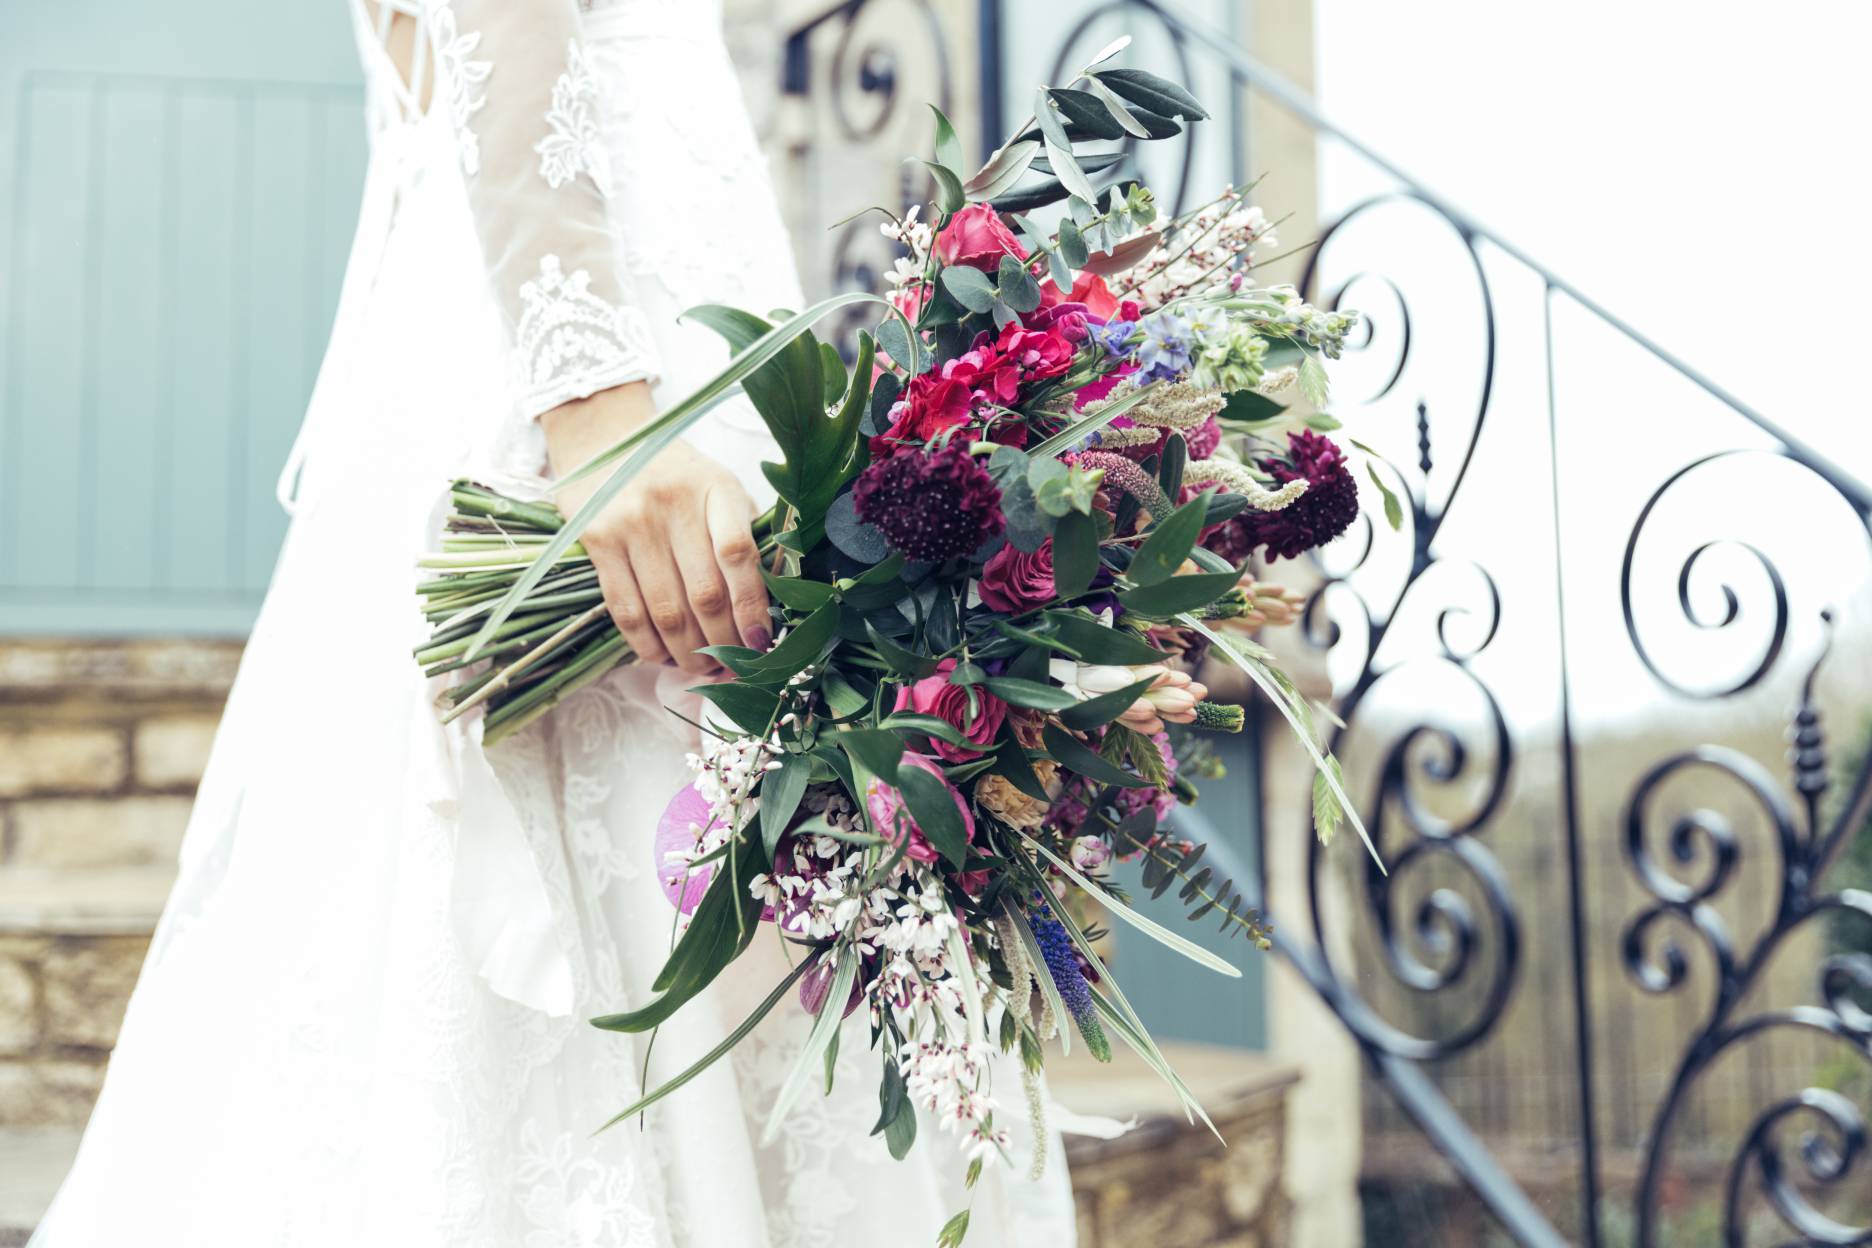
[
  {"xmin": 1133, "ymin": 308, "xmax": 1194, "ymax": 381},
  {"xmin": 1094, "ymin": 317, "xmax": 1138, "ymax": 357},
  {"xmin": 1030, "ymin": 904, "xmax": 1111, "ymax": 1061}
]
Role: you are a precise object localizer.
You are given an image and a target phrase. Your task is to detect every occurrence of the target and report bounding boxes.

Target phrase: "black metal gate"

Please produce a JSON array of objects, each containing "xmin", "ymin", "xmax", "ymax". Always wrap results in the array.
[{"xmin": 782, "ymin": 2, "xmax": 1872, "ymax": 1241}]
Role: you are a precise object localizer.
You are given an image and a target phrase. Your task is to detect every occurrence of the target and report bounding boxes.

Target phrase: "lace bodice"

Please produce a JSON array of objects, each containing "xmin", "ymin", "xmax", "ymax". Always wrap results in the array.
[{"xmin": 348, "ymin": 0, "xmax": 661, "ymax": 419}]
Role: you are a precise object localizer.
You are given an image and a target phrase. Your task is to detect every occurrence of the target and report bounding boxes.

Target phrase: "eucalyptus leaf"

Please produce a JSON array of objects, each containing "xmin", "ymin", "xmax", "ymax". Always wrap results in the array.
[
  {"xmin": 996, "ymin": 253, "xmax": 1041, "ymax": 313},
  {"xmin": 980, "ymin": 677, "xmax": 1079, "ymax": 711},
  {"xmin": 1117, "ymin": 567, "xmax": 1244, "ymax": 619},
  {"xmin": 940, "ymin": 264, "xmax": 1000, "ymax": 314},
  {"xmin": 1366, "ymin": 461, "xmax": 1405, "ymax": 530},
  {"xmin": 1056, "ymin": 674, "xmax": 1159, "ymax": 732},
  {"xmin": 1046, "ymin": 87, "xmax": 1126, "ymax": 140},
  {"xmin": 1056, "ymin": 216, "xmax": 1090, "ymax": 268},
  {"xmin": 1040, "ymin": 610, "xmax": 1167, "ymax": 664},
  {"xmin": 825, "ymin": 490, "xmax": 890, "ymax": 563}
]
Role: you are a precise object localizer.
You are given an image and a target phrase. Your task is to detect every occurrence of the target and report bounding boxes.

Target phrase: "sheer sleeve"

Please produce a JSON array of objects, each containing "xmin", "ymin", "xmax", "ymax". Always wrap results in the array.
[{"xmin": 427, "ymin": 0, "xmax": 660, "ymax": 419}]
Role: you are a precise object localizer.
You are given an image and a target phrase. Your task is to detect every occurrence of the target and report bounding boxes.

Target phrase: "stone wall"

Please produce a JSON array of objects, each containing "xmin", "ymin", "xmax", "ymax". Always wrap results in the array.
[{"xmin": 0, "ymin": 639, "xmax": 237, "ymax": 1129}]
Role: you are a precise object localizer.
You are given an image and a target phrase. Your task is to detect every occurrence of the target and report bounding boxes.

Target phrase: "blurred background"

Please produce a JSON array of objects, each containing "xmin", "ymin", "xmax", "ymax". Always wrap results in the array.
[{"xmin": 1, "ymin": 2, "xmax": 1868, "ymax": 1245}]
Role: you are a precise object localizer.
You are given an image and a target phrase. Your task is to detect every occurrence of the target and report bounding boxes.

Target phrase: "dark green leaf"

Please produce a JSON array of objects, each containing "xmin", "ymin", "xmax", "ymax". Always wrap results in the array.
[
  {"xmin": 1057, "ymin": 675, "xmax": 1160, "ymax": 732},
  {"xmin": 897, "ymin": 763, "xmax": 969, "ymax": 866},
  {"xmin": 864, "ymin": 619, "xmax": 940, "ymax": 678},
  {"xmin": 1219, "ymin": 388, "xmax": 1285, "ymax": 424},
  {"xmin": 1093, "ymin": 68, "xmax": 1211, "ymax": 121},
  {"xmin": 1051, "ymin": 509, "xmax": 1099, "ymax": 598},
  {"xmin": 981, "ymin": 677, "xmax": 1078, "ymax": 711},
  {"xmin": 1041, "ymin": 610, "xmax": 1167, "ymax": 664},
  {"xmin": 1046, "ymin": 87, "xmax": 1126, "ymax": 139},
  {"xmin": 1117, "ymin": 567, "xmax": 1244, "ymax": 618},
  {"xmin": 763, "ymin": 572, "xmax": 837, "ymax": 612},
  {"xmin": 867, "ymin": 370, "xmax": 902, "ymax": 434},
  {"xmin": 1129, "ymin": 492, "xmax": 1209, "ymax": 586},
  {"xmin": 591, "ymin": 950, "xmax": 819, "ymax": 1129},
  {"xmin": 881, "ymin": 712, "xmax": 973, "ymax": 748},
  {"xmin": 760, "ymin": 754, "xmax": 811, "ymax": 856},
  {"xmin": 742, "ymin": 602, "xmax": 841, "ymax": 678},
  {"xmin": 990, "ymin": 732, "xmax": 1051, "ymax": 802},
  {"xmin": 592, "ymin": 834, "xmax": 768, "ymax": 1031},
  {"xmin": 692, "ymin": 682, "xmax": 781, "ymax": 734},
  {"xmin": 1044, "ymin": 722, "xmax": 1155, "ymax": 788},
  {"xmin": 836, "ymin": 728, "xmax": 906, "ymax": 783}
]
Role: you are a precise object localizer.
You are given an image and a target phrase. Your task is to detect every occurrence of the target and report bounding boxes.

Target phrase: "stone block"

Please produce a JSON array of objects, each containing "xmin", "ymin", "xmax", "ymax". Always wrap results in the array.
[
  {"xmin": 0, "ymin": 1059, "xmax": 103, "ymax": 1128},
  {"xmin": 8, "ymin": 797, "xmax": 191, "ymax": 869},
  {"xmin": 0, "ymin": 728, "xmax": 126, "ymax": 798},
  {"xmin": 132, "ymin": 715, "xmax": 220, "ymax": 790},
  {"xmin": 0, "ymin": 954, "xmax": 36, "ymax": 1055},
  {"xmin": 41, "ymin": 938, "xmax": 147, "ymax": 1049}
]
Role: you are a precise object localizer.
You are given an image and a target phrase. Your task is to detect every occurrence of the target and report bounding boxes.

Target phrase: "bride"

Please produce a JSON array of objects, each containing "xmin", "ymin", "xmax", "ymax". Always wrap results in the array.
[{"xmin": 29, "ymin": 2, "xmax": 1077, "ymax": 1244}]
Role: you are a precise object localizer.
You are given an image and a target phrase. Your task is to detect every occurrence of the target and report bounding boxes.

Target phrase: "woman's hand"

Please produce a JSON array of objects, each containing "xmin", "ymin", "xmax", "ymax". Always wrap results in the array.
[{"xmin": 541, "ymin": 385, "xmax": 771, "ymax": 674}]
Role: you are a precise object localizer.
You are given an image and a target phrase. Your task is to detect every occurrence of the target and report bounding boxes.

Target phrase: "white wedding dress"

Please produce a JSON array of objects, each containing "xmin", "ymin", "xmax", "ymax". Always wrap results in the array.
[{"xmin": 29, "ymin": 3, "xmax": 1077, "ymax": 1244}]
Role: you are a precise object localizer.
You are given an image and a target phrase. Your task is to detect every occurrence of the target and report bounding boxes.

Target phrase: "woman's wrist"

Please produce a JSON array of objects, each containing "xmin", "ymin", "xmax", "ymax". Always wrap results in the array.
[{"xmin": 539, "ymin": 382, "xmax": 660, "ymax": 514}]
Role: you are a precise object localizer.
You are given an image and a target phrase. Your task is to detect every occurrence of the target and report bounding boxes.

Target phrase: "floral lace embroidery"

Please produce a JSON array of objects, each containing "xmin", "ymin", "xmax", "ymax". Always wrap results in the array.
[
  {"xmin": 428, "ymin": 1, "xmax": 492, "ymax": 175},
  {"xmin": 536, "ymin": 39, "xmax": 613, "ymax": 197},
  {"xmin": 513, "ymin": 254, "xmax": 660, "ymax": 413}
]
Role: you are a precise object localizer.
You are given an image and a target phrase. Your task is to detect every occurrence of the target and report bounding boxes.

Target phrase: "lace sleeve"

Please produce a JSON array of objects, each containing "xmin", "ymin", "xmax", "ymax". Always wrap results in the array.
[{"xmin": 429, "ymin": 0, "xmax": 660, "ymax": 419}]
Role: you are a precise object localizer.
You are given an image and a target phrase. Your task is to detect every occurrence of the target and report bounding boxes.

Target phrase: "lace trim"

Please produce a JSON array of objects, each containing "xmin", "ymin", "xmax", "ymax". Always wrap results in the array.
[
  {"xmin": 536, "ymin": 39, "xmax": 613, "ymax": 198},
  {"xmin": 513, "ymin": 254, "xmax": 660, "ymax": 418},
  {"xmin": 429, "ymin": 1, "xmax": 491, "ymax": 175}
]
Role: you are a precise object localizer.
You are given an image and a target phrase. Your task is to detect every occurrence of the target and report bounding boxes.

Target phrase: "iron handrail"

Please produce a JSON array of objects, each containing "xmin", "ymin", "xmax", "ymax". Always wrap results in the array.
[{"xmin": 1141, "ymin": 0, "xmax": 1872, "ymax": 515}]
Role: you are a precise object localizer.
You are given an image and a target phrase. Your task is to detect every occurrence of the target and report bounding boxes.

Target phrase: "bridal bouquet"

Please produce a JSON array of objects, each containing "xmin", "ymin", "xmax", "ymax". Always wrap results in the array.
[{"xmin": 416, "ymin": 41, "xmax": 1383, "ymax": 1244}]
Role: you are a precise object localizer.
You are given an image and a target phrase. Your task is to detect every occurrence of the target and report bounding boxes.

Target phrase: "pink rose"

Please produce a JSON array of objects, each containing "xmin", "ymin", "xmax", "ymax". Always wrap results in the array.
[
  {"xmin": 936, "ymin": 204, "xmax": 1027, "ymax": 272},
  {"xmin": 978, "ymin": 539, "xmax": 1056, "ymax": 613},
  {"xmin": 892, "ymin": 658, "xmax": 1007, "ymax": 761},
  {"xmin": 864, "ymin": 753, "xmax": 976, "ymax": 865}
]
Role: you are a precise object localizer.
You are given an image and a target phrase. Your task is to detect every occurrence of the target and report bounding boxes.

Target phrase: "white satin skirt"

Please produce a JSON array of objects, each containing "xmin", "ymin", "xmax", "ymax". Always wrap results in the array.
[{"xmin": 29, "ymin": 8, "xmax": 1076, "ymax": 1247}]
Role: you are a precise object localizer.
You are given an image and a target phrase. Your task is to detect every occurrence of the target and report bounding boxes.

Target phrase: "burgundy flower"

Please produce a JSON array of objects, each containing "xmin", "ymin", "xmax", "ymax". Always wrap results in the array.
[
  {"xmin": 853, "ymin": 445, "xmax": 1005, "ymax": 562},
  {"xmin": 1183, "ymin": 415, "xmax": 1222, "ymax": 460},
  {"xmin": 1208, "ymin": 429, "xmax": 1360, "ymax": 562},
  {"xmin": 891, "ymin": 660, "xmax": 1008, "ymax": 761},
  {"xmin": 935, "ymin": 203, "xmax": 1027, "ymax": 271},
  {"xmin": 977, "ymin": 539, "xmax": 1056, "ymax": 613}
]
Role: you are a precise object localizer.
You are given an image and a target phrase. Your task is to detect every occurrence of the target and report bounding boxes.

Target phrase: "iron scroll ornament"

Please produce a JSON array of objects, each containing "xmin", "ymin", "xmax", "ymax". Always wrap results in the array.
[
  {"xmin": 1623, "ymin": 599, "xmax": 1872, "ymax": 1247},
  {"xmin": 1287, "ymin": 189, "xmax": 1523, "ymax": 1063}
]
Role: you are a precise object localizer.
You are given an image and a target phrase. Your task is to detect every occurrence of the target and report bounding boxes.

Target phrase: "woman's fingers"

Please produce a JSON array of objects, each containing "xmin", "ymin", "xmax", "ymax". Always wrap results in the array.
[
  {"xmin": 592, "ymin": 544, "xmax": 669, "ymax": 665},
  {"xmin": 630, "ymin": 538, "xmax": 713, "ymax": 674},
  {"xmin": 705, "ymin": 485, "xmax": 772, "ymax": 652}
]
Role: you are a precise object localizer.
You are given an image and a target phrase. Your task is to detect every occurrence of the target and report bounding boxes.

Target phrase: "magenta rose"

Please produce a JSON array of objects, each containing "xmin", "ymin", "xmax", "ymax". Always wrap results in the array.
[
  {"xmin": 864, "ymin": 753, "xmax": 976, "ymax": 864},
  {"xmin": 977, "ymin": 539, "xmax": 1056, "ymax": 613},
  {"xmin": 892, "ymin": 658, "xmax": 1007, "ymax": 761},
  {"xmin": 936, "ymin": 203, "xmax": 1027, "ymax": 271}
]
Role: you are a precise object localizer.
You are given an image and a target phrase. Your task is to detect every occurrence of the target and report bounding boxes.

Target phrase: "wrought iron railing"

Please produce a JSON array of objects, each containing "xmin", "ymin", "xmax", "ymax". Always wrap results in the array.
[{"xmin": 785, "ymin": 1, "xmax": 1872, "ymax": 1243}]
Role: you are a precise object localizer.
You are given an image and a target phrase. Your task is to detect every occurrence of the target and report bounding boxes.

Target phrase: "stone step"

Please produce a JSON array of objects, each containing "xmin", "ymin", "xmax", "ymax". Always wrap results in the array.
[{"xmin": 0, "ymin": 1127, "xmax": 78, "ymax": 1244}]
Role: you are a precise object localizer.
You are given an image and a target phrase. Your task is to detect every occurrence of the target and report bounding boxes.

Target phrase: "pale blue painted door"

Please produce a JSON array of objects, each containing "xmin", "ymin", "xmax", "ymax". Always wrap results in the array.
[{"xmin": 0, "ymin": 1, "xmax": 366, "ymax": 634}]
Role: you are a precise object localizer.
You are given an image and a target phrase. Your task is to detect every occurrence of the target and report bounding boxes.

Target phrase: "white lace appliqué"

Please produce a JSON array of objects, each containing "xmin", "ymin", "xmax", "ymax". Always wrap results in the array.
[
  {"xmin": 513, "ymin": 255, "xmax": 659, "ymax": 412},
  {"xmin": 535, "ymin": 39, "xmax": 613, "ymax": 197},
  {"xmin": 428, "ymin": 1, "xmax": 492, "ymax": 175}
]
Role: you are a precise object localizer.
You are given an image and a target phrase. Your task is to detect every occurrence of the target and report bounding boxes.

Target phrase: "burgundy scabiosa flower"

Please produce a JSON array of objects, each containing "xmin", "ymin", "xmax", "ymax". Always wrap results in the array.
[
  {"xmin": 1216, "ymin": 429, "xmax": 1360, "ymax": 562},
  {"xmin": 853, "ymin": 444, "xmax": 1004, "ymax": 562}
]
